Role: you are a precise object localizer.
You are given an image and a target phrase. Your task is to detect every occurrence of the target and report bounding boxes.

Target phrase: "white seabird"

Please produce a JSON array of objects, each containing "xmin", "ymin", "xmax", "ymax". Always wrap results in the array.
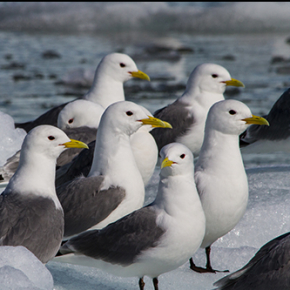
[
  {"xmin": 55, "ymin": 142, "xmax": 206, "ymax": 290},
  {"xmin": 56, "ymin": 101, "xmax": 172, "ymax": 239},
  {"xmin": 150, "ymin": 63, "xmax": 245, "ymax": 155},
  {"xmin": 0, "ymin": 99, "xmax": 105, "ymax": 182},
  {"xmin": 214, "ymin": 232, "xmax": 290, "ymax": 290},
  {"xmin": 55, "ymin": 105, "xmax": 160, "ymax": 187},
  {"xmin": 189, "ymin": 99, "xmax": 269, "ymax": 273},
  {"xmin": 0, "ymin": 125, "xmax": 88, "ymax": 263},
  {"xmin": 15, "ymin": 52, "xmax": 150, "ymax": 132},
  {"xmin": 240, "ymin": 87, "xmax": 290, "ymax": 154}
]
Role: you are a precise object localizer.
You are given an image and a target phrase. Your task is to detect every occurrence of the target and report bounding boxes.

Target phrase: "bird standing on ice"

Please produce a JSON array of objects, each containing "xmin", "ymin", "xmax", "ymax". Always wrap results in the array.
[
  {"xmin": 189, "ymin": 99, "xmax": 269, "ymax": 273},
  {"xmin": 55, "ymin": 142, "xmax": 206, "ymax": 290},
  {"xmin": 0, "ymin": 125, "xmax": 88, "ymax": 263}
]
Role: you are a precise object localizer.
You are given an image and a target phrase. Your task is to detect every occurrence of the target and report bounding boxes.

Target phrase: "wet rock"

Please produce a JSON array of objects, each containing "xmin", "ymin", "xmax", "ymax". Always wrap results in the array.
[
  {"xmin": 285, "ymin": 36, "xmax": 290, "ymax": 44},
  {"xmin": 1, "ymin": 62, "xmax": 26, "ymax": 70},
  {"xmin": 271, "ymin": 56, "xmax": 289, "ymax": 64},
  {"xmin": 48, "ymin": 74, "xmax": 57, "ymax": 79},
  {"xmin": 222, "ymin": 54, "xmax": 236, "ymax": 61},
  {"xmin": 41, "ymin": 50, "xmax": 61, "ymax": 59},
  {"xmin": 4, "ymin": 54, "xmax": 13, "ymax": 60},
  {"xmin": 13, "ymin": 74, "xmax": 32, "ymax": 81},
  {"xmin": 276, "ymin": 65, "xmax": 290, "ymax": 74}
]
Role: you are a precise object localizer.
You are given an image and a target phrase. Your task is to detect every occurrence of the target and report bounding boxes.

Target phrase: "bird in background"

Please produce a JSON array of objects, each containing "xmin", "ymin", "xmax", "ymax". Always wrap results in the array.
[
  {"xmin": 150, "ymin": 63, "xmax": 245, "ymax": 156},
  {"xmin": 15, "ymin": 52, "xmax": 150, "ymax": 132}
]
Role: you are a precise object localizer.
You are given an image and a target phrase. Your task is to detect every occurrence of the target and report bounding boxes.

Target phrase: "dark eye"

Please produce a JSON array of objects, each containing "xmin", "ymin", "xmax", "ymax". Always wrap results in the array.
[
  {"xmin": 48, "ymin": 136, "xmax": 55, "ymax": 141},
  {"xmin": 180, "ymin": 154, "xmax": 185, "ymax": 159},
  {"xmin": 212, "ymin": 74, "xmax": 218, "ymax": 78},
  {"xmin": 120, "ymin": 63, "xmax": 126, "ymax": 68},
  {"xmin": 126, "ymin": 111, "xmax": 133, "ymax": 116},
  {"xmin": 229, "ymin": 110, "xmax": 236, "ymax": 115},
  {"xmin": 68, "ymin": 118, "xmax": 74, "ymax": 124}
]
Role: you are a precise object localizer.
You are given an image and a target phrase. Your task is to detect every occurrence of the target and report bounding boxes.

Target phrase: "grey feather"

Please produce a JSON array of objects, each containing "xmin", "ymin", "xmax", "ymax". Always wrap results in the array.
[
  {"xmin": 0, "ymin": 191, "xmax": 64, "ymax": 263},
  {"xmin": 15, "ymin": 102, "xmax": 70, "ymax": 133},
  {"xmin": 240, "ymin": 88, "xmax": 290, "ymax": 146},
  {"xmin": 214, "ymin": 232, "xmax": 290, "ymax": 290},
  {"xmin": 56, "ymin": 175, "xmax": 126, "ymax": 238},
  {"xmin": 55, "ymin": 140, "xmax": 95, "ymax": 187},
  {"xmin": 61, "ymin": 206, "xmax": 165, "ymax": 265},
  {"xmin": 150, "ymin": 100, "xmax": 194, "ymax": 151}
]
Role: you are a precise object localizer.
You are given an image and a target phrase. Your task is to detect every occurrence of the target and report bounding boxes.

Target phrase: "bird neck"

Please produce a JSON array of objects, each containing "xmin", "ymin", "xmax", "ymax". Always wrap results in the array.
[
  {"xmin": 196, "ymin": 130, "xmax": 244, "ymax": 175},
  {"xmin": 6, "ymin": 152, "xmax": 61, "ymax": 209},
  {"xmin": 88, "ymin": 128, "xmax": 144, "ymax": 191},
  {"xmin": 83, "ymin": 73, "xmax": 125, "ymax": 108},
  {"xmin": 154, "ymin": 174, "xmax": 203, "ymax": 218}
]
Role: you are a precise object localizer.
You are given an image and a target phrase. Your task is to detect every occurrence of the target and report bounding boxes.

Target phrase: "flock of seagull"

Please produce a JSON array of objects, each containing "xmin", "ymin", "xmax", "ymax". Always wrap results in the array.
[{"xmin": 1, "ymin": 52, "xmax": 290, "ymax": 290}]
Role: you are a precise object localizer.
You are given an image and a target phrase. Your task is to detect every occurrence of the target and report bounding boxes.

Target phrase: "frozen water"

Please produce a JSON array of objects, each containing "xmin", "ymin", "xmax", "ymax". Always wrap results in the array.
[
  {"xmin": 0, "ymin": 111, "xmax": 26, "ymax": 166},
  {"xmin": 47, "ymin": 165, "xmax": 290, "ymax": 289},
  {"xmin": 0, "ymin": 246, "xmax": 54, "ymax": 290},
  {"xmin": 1, "ymin": 162, "xmax": 290, "ymax": 289}
]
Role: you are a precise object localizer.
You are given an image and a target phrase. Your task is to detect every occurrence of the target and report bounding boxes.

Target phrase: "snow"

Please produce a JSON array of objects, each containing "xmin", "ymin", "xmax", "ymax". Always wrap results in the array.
[
  {"xmin": 0, "ymin": 246, "xmax": 54, "ymax": 290},
  {"xmin": 1, "ymin": 115, "xmax": 290, "ymax": 289},
  {"xmin": 0, "ymin": 112, "xmax": 26, "ymax": 166}
]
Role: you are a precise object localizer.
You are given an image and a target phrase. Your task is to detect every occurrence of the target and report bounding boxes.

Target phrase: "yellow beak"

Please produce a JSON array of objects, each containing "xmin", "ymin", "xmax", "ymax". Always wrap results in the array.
[
  {"xmin": 139, "ymin": 115, "xmax": 172, "ymax": 128},
  {"xmin": 61, "ymin": 139, "xmax": 89, "ymax": 149},
  {"xmin": 130, "ymin": 70, "xmax": 150, "ymax": 81},
  {"xmin": 223, "ymin": 78, "xmax": 245, "ymax": 88},
  {"xmin": 242, "ymin": 115, "xmax": 269, "ymax": 126},
  {"xmin": 161, "ymin": 157, "xmax": 175, "ymax": 169}
]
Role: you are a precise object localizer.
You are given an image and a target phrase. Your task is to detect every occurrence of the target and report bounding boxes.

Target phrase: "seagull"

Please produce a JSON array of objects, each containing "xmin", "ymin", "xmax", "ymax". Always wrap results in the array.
[
  {"xmin": 0, "ymin": 99, "xmax": 104, "ymax": 182},
  {"xmin": 150, "ymin": 63, "xmax": 245, "ymax": 155},
  {"xmin": 55, "ymin": 105, "xmax": 161, "ymax": 187},
  {"xmin": 55, "ymin": 142, "xmax": 206, "ymax": 290},
  {"xmin": 0, "ymin": 125, "xmax": 88, "ymax": 263},
  {"xmin": 56, "ymin": 101, "xmax": 172, "ymax": 239},
  {"xmin": 189, "ymin": 99, "xmax": 269, "ymax": 273},
  {"xmin": 214, "ymin": 232, "xmax": 290, "ymax": 290},
  {"xmin": 15, "ymin": 52, "xmax": 150, "ymax": 132},
  {"xmin": 240, "ymin": 88, "xmax": 290, "ymax": 154}
]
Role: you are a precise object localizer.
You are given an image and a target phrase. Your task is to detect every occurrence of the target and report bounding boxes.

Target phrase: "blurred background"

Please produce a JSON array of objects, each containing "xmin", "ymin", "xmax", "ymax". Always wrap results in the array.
[{"xmin": 1, "ymin": 2, "xmax": 290, "ymax": 166}]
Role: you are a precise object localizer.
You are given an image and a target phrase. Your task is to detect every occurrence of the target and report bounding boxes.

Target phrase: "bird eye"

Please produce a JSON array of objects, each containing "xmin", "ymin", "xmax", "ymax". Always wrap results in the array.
[
  {"xmin": 120, "ymin": 63, "xmax": 126, "ymax": 68},
  {"xmin": 229, "ymin": 110, "xmax": 236, "ymax": 115},
  {"xmin": 126, "ymin": 111, "xmax": 133, "ymax": 116},
  {"xmin": 48, "ymin": 136, "xmax": 55, "ymax": 140},
  {"xmin": 68, "ymin": 118, "xmax": 74, "ymax": 124},
  {"xmin": 212, "ymin": 74, "xmax": 218, "ymax": 78},
  {"xmin": 180, "ymin": 154, "xmax": 185, "ymax": 159}
]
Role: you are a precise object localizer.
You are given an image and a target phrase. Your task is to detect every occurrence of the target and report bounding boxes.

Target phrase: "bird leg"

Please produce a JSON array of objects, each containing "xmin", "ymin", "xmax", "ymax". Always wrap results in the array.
[
  {"xmin": 153, "ymin": 277, "xmax": 159, "ymax": 290},
  {"xmin": 189, "ymin": 246, "xmax": 229, "ymax": 273},
  {"xmin": 139, "ymin": 277, "xmax": 145, "ymax": 290}
]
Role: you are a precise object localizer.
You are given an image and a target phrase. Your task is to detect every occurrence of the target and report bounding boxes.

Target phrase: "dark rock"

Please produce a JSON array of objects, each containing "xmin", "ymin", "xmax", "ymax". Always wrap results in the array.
[
  {"xmin": 41, "ymin": 50, "xmax": 61, "ymax": 59},
  {"xmin": 285, "ymin": 36, "xmax": 290, "ymax": 44},
  {"xmin": 276, "ymin": 66, "xmax": 290, "ymax": 74},
  {"xmin": 1, "ymin": 62, "xmax": 26, "ymax": 70},
  {"xmin": 176, "ymin": 46, "xmax": 194, "ymax": 53},
  {"xmin": 13, "ymin": 74, "xmax": 32, "ymax": 81},
  {"xmin": 4, "ymin": 54, "xmax": 13, "ymax": 60},
  {"xmin": 222, "ymin": 54, "xmax": 236, "ymax": 61},
  {"xmin": 224, "ymin": 87, "xmax": 241, "ymax": 96},
  {"xmin": 271, "ymin": 56, "xmax": 289, "ymax": 64},
  {"xmin": 48, "ymin": 74, "xmax": 57, "ymax": 79}
]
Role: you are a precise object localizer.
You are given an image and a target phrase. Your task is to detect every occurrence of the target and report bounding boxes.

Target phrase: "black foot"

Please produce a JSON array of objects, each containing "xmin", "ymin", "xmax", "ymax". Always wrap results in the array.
[{"xmin": 189, "ymin": 258, "xmax": 229, "ymax": 274}]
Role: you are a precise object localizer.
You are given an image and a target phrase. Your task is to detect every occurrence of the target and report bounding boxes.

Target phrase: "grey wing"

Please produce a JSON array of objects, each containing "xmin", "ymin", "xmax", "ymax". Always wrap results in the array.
[
  {"xmin": 55, "ymin": 140, "xmax": 95, "ymax": 187},
  {"xmin": 62, "ymin": 206, "xmax": 165, "ymax": 265},
  {"xmin": 0, "ymin": 192, "xmax": 64, "ymax": 263},
  {"xmin": 214, "ymin": 232, "xmax": 290, "ymax": 290},
  {"xmin": 0, "ymin": 150, "xmax": 21, "ymax": 182},
  {"xmin": 56, "ymin": 175, "xmax": 126, "ymax": 238},
  {"xmin": 240, "ymin": 88, "xmax": 290, "ymax": 147},
  {"xmin": 56, "ymin": 127, "xmax": 96, "ymax": 168},
  {"xmin": 15, "ymin": 102, "xmax": 70, "ymax": 133},
  {"xmin": 150, "ymin": 100, "xmax": 194, "ymax": 151}
]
